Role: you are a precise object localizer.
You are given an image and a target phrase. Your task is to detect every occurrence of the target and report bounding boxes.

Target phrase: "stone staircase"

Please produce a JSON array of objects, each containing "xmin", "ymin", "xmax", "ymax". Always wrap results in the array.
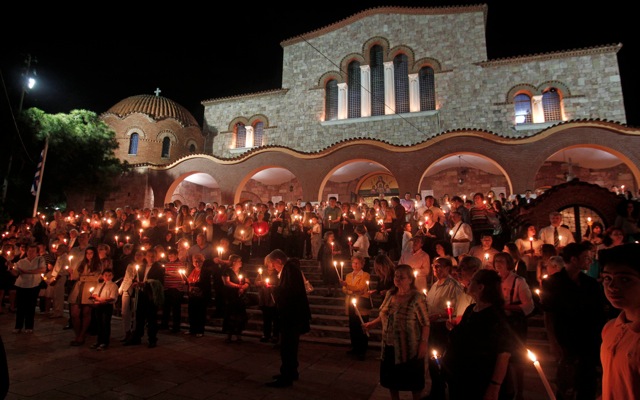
[{"xmin": 192, "ymin": 258, "xmax": 553, "ymax": 359}]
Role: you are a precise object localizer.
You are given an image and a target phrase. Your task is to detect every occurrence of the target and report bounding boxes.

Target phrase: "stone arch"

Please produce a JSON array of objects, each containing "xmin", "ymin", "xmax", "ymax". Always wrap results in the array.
[
  {"xmin": 248, "ymin": 114, "xmax": 270, "ymax": 127},
  {"xmin": 125, "ymin": 127, "xmax": 146, "ymax": 139},
  {"xmin": 362, "ymin": 36, "xmax": 391, "ymax": 63},
  {"xmin": 505, "ymin": 83, "xmax": 538, "ymax": 103},
  {"xmin": 156, "ymin": 130, "xmax": 177, "ymax": 142},
  {"xmin": 233, "ymin": 166, "xmax": 300, "ymax": 205},
  {"xmin": 319, "ymin": 159, "xmax": 392, "ymax": 203},
  {"xmin": 163, "ymin": 171, "xmax": 220, "ymax": 207},
  {"xmin": 227, "ymin": 116, "xmax": 251, "ymax": 132},
  {"xmin": 316, "ymin": 71, "xmax": 344, "ymax": 88},
  {"xmin": 412, "ymin": 57, "xmax": 443, "ymax": 74},
  {"xmin": 339, "ymin": 53, "xmax": 366, "ymax": 75},
  {"xmin": 388, "ymin": 45, "xmax": 415, "ymax": 65},
  {"xmin": 419, "ymin": 152, "xmax": 513, "ymax": 198},
  {"xmin": 537, "ymin": 80, "xmax": 571, "ymax": 97}
]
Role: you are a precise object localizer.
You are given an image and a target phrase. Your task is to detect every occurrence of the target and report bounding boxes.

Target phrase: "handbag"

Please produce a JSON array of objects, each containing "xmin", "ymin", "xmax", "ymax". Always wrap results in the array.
[
  {"xmin": 302, "ymin": 271, "xmax": 314, "ymax": 294},
  {"xmin": 374, "ymin": 230, "xmax": 388, "ymax": 243}
]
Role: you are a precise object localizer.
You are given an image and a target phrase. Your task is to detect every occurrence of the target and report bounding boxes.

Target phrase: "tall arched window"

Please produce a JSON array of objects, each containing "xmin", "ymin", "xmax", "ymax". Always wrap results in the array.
[
  {"xmin": 514, "ymin": 93, "xmax": 533, "ymax": 124},
  {"xmin": 235, "ymin": 123, "xmax": 247, "ymax": 148},
  {"xmin": 393, "ymin": 54, "xmax": 409, "ymax": 114},
  {"xmin": 254, "ymin": 121, "xmax": 264, "ymax": 146},
  {"xmin": 347, "ymin": 61, "xmax": 361, "ymax": 118},
  {"xmin": 542, "ymin": 88, "xmax": 562, "ymax": 122},
  {"xmin": 325, "ymin": 79, "xmax": 338, "ymax": 121},
  {"xmin": 419, "ymin": 66, "xmax": 435, "ymax": 111},
  {"xmin": 161, "ymin": 137, "xmax": 171, "ymax": 158},
  {"xmin": 128, "ymin": 133, "xmax": 139, "ymax": 155},
  {"xmin": 370, "ymin": 45, "xmax": 385, "ymax": 116}
]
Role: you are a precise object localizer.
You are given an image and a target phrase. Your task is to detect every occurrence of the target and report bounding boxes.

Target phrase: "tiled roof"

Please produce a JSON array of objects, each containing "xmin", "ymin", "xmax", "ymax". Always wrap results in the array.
[
  {"xmin": 102, "ymin": 95, "xmax": 199, "ymax": 128},
  {"xmin": 476, "ymin": 44, "xmax": 623, "ymax": 67}
]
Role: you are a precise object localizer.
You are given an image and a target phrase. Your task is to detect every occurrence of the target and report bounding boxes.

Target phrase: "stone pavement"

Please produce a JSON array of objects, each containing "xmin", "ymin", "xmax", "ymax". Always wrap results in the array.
[{"xmin": 1, "ymin": 310, "xmax": 552, "ymax": 400}]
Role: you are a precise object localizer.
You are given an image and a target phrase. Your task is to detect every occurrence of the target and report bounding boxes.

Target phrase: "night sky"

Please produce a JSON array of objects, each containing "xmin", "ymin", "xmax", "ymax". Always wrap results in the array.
[{"xmin": 2, "ymin": 1, "xmax": 639, "ymax": 128}]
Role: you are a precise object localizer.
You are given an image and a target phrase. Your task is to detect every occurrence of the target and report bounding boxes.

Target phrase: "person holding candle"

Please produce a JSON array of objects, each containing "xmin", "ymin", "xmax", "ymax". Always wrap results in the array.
[
  {"xmin": 538, "ymin": 211, "xmax": 575, "ymax": 252},
  {"xmin": 255, "ymin": 260, "xmax": 280, "ymax": 343},
  {"xmin": 362, "ymin": 264, "xmax": 430, "ymax": 400},
  {"xmin": 269, "ymin": 201, "xmax": 289, "ymax": 253},
  {"xmin": 370, "ymin": 254, "xmax": 396, "ymax": 302},
  {"xmin": 399, "ymin": 236, "xmax": 431, "ymax": 293},
  {"xmin": 598, "ymin": 242, "xmax": 640, "ymax": 400},
  {"xmin": 264, "ymin": 250, "xmax": 311, "ymax": 388},
  {"xmin": 425, "ymin": 256, "xmax": 464, "ymax": 400},
  {"xmin": 231, "ymin": 217, "xmax": 253, "ymax": 262},
  {"xmin": 341, "ymin": 255, "xmax": 371, "ymax": 360},
  {"xmin": 175, "ymin": 204, "xmax": 194, "ymax": 241},
  {"xmin": 318, "ymin": 231, "xmax": 342, "ymax": 297},
  {"xmin": 352, "ymin": 224, "xmax": 371, "ymax": 272},
  {"xmin": 442, "ymin": 269, "xmax": 515, "ymax": 400},
  {"xmin": 467, "ymin": 234, "xmax": 499, "ymax": 269},
  {"xmin": 67, "ymin": 246, "xmax": 101, "ymax": 345},
  {"xmin": 322, "ymin": 196, "xmax": 342, "ymax": 239},
  {"xmin": 160, "ymin": 248, "xmax": 187, "ymax": 333},
  {"xmin": 185, "ymin": 253, "xmax": 212, "ymax": 338},
  {"xmin": 125, "ymin": 250, "xmax": 166, "ymax": 348},
  {"xmin": 117, "ymin": 249, "xmax": 145, "ymax": 343},
  {"xmin": 514, "ymin": 224, "xmax": 543, "ymax": 287},
  {"xmin": 48, "ymin": 243, "xmax": 70, "ymax": 318},
  {"xmin": 309, "ymin": 215, "xmax": 323, "ymax": 261},
  {"xmin": 448, "ymin": 210, "xmax": 473, "ymax": 260},
  {"xmin": 9, "ymin": 243, "xmax": 46, "ymax": 335},
  {"xmin": 252, "ymin": 212, "xmax": 270, "ymax": 258},
  {"xmin": 540, "ymin": 241, "xmax": 607, "ymax": 400},
  {"xmin": 212, "ymin": 237, "xmax": 231, "ymax": 318},
  {"xmin": 222, "ymin": 254, "xmax": 250, "ymax": 342},
  {"xmin": 89, "ymin": 268, "xmax": 119, "ymax": 350}
]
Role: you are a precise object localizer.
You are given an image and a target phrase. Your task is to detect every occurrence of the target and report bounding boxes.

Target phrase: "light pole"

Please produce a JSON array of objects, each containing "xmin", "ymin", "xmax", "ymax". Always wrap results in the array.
[{"xmin": 1, "ymin": 54, "xmax": 37, "ymax": 205}]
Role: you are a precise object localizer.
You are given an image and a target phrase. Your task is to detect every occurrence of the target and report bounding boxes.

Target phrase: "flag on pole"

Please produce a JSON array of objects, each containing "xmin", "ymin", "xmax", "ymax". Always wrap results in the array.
[{"xmin": 30, "ymin": 149, "xmax": 44, "ymax": 196}]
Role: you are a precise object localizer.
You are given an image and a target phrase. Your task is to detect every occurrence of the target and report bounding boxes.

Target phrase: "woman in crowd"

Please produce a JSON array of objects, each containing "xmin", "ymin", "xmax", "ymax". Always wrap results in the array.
[
  {"xmin": 614, "ymin": 200, "xmax": 640, "ymax": 241},
  {"xmin": 363, "ymin": 264, "xmax": 430, "ymax": 400},
  {"xmin": 186, "ymin": 253, "xmax": 212, "ymax": 337},
  {"xmin": 443, "ymin": 268, "xmax": 515, "ymax": 400},
  {"xmin": 318, "ymin": 231, "xmax": 343, "ymax": 297},
  {"xmin": 255, "ymin": 259, "xmax": 279, "ymax": 343},
  {"xmin": 222, "ymin": 254, "xmax": 250, "ymax": 342},
  {"xmin": 493, "ymin": 252, "xmax": 535, "ymax": 400},
  {"xmin": 433, "ymin": 240, "xmax": 457, "ymax": 268},
  {"xmin": 416, "ymin": 209, "xmax": 446, "ymax": 259},
  {"xmin": 176, "ymin": 204, "xmax": 193, "ymax": 241},
  {"xmin": 514, "ymin": 223, "xmax": 543, "ymax": 288},
  {"xmin": 9, "ymin": 243, "xmax": 45, "ymax": 333},
  {"xmin": 118, "ymin": 249, "xmax": 146, "ymax": 343},
  {"xmin": 369, "ymin": 254, "xmax": 395, "ymax": 303},
  {"xmin": 503, "ymin": 242, "xmax": 527, "ymax": 279},
  {"xmin": 68, "ymin": 246, "xmax": 102, "ymax": 345}
]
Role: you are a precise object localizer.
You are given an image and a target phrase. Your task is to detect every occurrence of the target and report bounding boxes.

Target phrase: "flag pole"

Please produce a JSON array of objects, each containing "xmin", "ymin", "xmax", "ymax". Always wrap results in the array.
[{"xmin": 32, "ymin": 137, "xmax": 49, "ymax": 218}]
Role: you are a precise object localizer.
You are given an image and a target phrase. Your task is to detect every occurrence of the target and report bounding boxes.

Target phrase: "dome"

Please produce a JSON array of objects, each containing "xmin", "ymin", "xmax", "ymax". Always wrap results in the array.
[{"xmin": 104, "ymin": 94, "xmax": 199, "ymax": 128}]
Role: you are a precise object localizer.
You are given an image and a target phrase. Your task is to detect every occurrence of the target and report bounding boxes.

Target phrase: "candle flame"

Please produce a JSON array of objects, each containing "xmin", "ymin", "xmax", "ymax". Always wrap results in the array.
[
  {"xmin": 351, "ymin": 297, "xmax": 357, "ymax": 305},
  {"xmin": 535, "ymin": 289, "xmax": 541, "ymax": 295},
  {"xmin": 413, "ymin": 270, "xmax": 418, "ymax": 278},
  {"xmin": 527, "ymin": 349, "xmax": 537, "ymax": 362},
  {"xmin": 258, "ymin": 267, "xmax": 263, "ymax": 275},
  {"xmin": 432, "ymin": 350, "xmax": 438, "ymax": 358},
  {"xmin": 447, "ymin": 301, "xmax": 451, "ymax": 308}
]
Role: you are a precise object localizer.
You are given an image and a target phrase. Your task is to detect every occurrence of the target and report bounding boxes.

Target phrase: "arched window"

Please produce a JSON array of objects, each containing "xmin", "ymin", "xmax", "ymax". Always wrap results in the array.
[
  {"xmin": 542, "ymin": 88, "xmax": 562, "ymax": 122},
  {"xmin": 370, "ymin": 45, "xmax": 385, "ymax": 116},
  {"xmin": 325, "ymin": 79, "xmax": 338, "ymax": 121},
  {"xmin": 393, "ymin": 54, "xmax": 409, "ymax": 114},
  {"xmin": 235, "ymin": 123, "xmax": 247, "ymax": 148},
  {"xmin": 254, "ymin": 121, "xmax": 264, "ymax": 146},
  {"xmin": 419, "ymin": 66, "xmax": 435, "ymax": 111},
  {"xmin": 128, "ymin": 133, "xmax": 139, "ymax": 155},
  {"xmin": 347, "ymin": 61, "xmax": 361, "ymax": 118},
  {"xmin": 161, "ymin": 137, "xmax": 171, "ymax": 158},
  {"xmin": 189, "ymin": 144, "xmax": 196, "ymax": 153},
  {"xmin": 514, "ymin": 93, "xmax": 533, "ymax": 124}
]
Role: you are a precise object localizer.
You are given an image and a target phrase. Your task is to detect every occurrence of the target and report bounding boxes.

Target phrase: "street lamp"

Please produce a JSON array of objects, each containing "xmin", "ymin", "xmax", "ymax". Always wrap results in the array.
[{"xmin": 1, "ymin": 54, "xmax": 37, "ymax": 205}]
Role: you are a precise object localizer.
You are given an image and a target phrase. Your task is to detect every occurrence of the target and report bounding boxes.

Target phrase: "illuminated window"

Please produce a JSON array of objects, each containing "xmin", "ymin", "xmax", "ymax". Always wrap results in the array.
[
  {"xmin": 370, "ymin": 45, "xmax": 385, "ymax": 116},
  {"xmin": 348, "ymin": 61, "xmax": 361, "ymax": 118},
  {"xmin": 394, "ymin": 54, "xmax": 409, "ymax": 114},
  {"xmin": 419, "ymin": 66, "xmax": 435, "ymax": 111},
  {"xmin": 325, "ymin": 79, "xmax": 338, "ymax": 121},
  {"xmin": 514, "ymin": 94, "xmax": 533, "ymax": 124},
  {"xmin": 128, "ymin": 133, "xmax": 139, "ymax": 155},
  {"xmin": 235, "ymin": 123, "xmax": 246, "ymax": 148},
  {"xmin": 161, "ymin": 137, "xmax": 170, "ymax": 158},
  {"xmin": 543, "ymin": 88, "xmax": 562, "ymax": 121}
]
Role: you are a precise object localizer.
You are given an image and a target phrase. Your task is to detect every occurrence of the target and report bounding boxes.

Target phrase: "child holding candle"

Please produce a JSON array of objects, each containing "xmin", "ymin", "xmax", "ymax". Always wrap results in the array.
[
  {"xmin": 89, "ymin": 268, "xmax": 119, "ymax": 350},
  {"xmin": 255, "ymin": 261, "xmax": 280, "ymax": 343},
  {"xmin": 341, "ymin": 255, "xmax": 371, "ymax": 360}
]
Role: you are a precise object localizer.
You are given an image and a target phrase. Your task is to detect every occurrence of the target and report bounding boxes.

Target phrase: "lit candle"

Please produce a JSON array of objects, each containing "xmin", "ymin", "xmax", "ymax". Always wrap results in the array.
[
  {"xmin": 529, "ymin": 236, "xmax": 534, "ymax": 251},
  {"xmin": 217, "ymin": 246, "xmax": 223, "ymax": 257},
  {"xmin": 238, "ymin": 274, "xmax": 244, "ymax": 284},
  {"xmin": 431, "ymin": 350, "xmax": 441, "ymax": 369},
  {"xmin": 351, "ymin": 297, "xmax": 370, "ymax": 337},
  {"xmin": 527, "ymin": 349, "xmax": 556, "ymax": 400},
  {"xmin": 413, "ymin": 270, "xmax": 418, "ymax": 279},
  {"xmin": 587, "ymin": 217, "xmax": 592, "ymax": 226},
  {"xmin": 126, "ymin": 236, "xmax": 130, "ymax": 243},
  {"xmin": 484, "ymin": 253, "xmax": 489, "ymax": 262},
  {"xmin": 333, "ymin": 261, "xmax": 341, "ymax": 280},
  {"xmin": 558, "ymin": 235, "xmax": 563, "ymax": 243},
  {"xmin": 446, "ymin": 301, "xmax": 453, "ymax": 322},
  {"xmin": 115, "ymin": 235, "xmax": 119, "ymax": 244},
  {"xmin": 423, "ymin": 288, "xmax": 427, "ymax": 297},
  {"xmin": 258, "ymin": 267, "xmax": 263, "ymax": 278},
  {"xmin": 340, "ymin": 261, "xmax": 344, "ymax": 280},
  {"xmin": 265, "ymin": 278, "xmax": 270, "ymax": 287},
  {"xmin": 135, "ymin": 264, "xmax": 139, "ymax": 282}
]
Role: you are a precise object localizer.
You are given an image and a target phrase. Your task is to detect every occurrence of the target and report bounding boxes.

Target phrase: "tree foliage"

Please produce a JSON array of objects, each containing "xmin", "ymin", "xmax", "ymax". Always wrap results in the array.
[{"xmin": 20, "ymin": 108, "xmax": 129, "ymax": 209}]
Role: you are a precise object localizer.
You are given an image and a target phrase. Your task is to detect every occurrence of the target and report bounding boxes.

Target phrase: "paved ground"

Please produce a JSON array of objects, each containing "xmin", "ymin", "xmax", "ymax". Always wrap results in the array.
[{"xmin": 1, "ymin": 310, "xmax": 552, "ymax": 400}]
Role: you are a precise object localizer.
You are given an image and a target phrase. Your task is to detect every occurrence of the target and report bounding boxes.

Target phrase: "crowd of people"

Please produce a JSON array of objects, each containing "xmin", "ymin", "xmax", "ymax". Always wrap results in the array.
[{"xmin": 0, "ymin": 187, "xmax": 638, "ymax": 398}]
